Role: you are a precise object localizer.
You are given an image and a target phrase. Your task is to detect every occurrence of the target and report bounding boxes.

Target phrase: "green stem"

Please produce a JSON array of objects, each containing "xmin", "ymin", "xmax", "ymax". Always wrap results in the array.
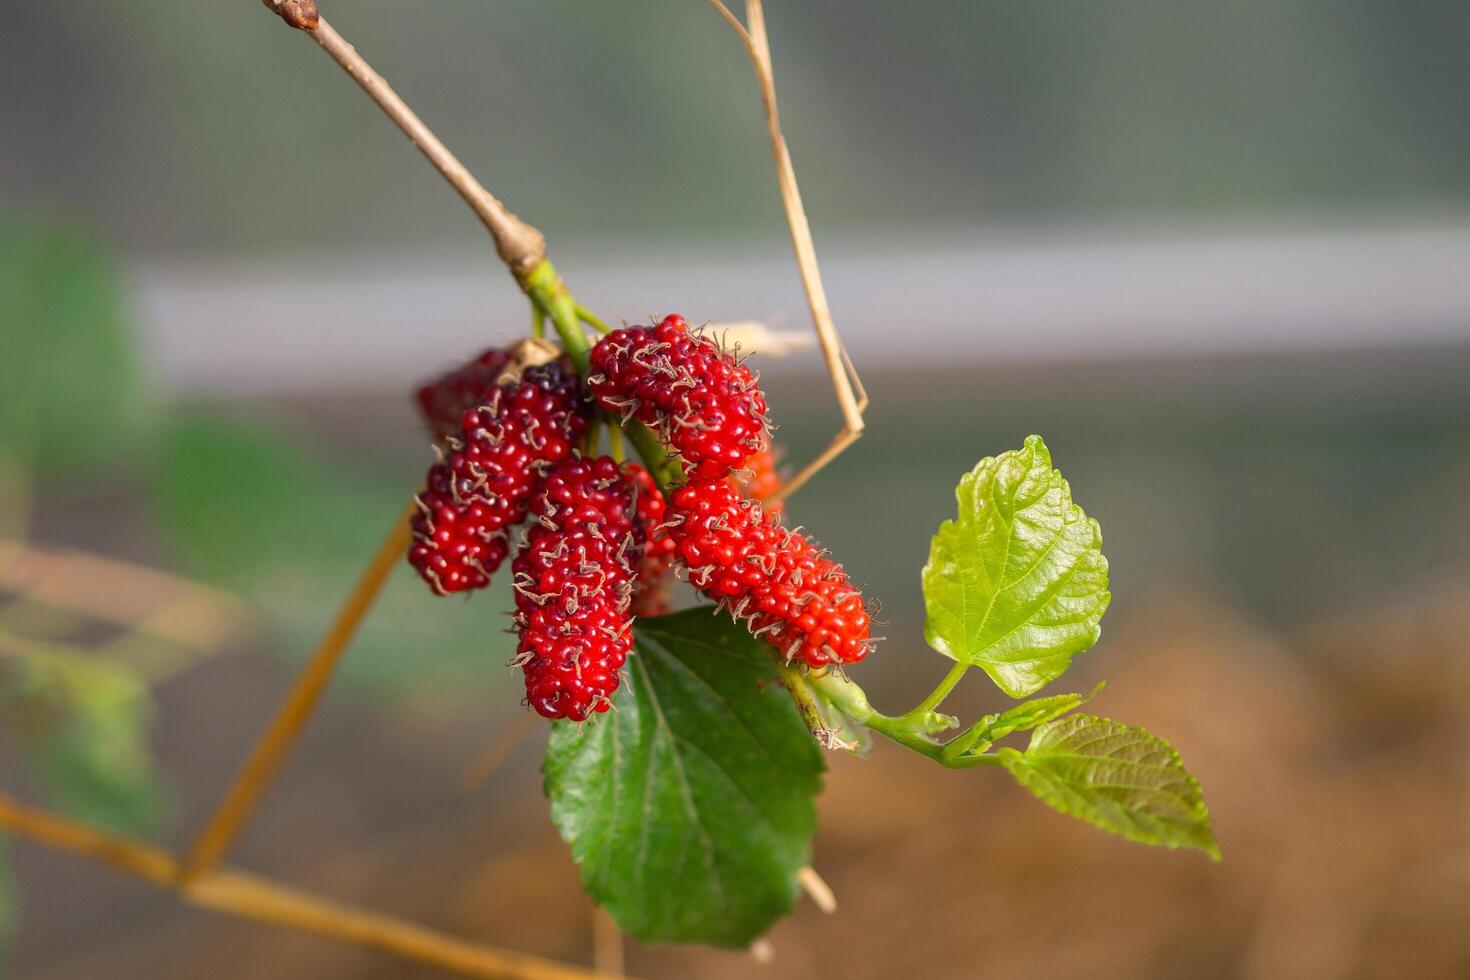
[
  {"xmin": 607, "ymin": 423, "xmax": 625, "ymax": 463},
  {"xmin": 520, "ymin": 259, "xmax": 680, "ymax": 492},
  {"xmin": 774, "ymin": 663, "xmax": 829, "ymax": 742},
  {"xmin": 897, "ymin": 661, "xmax": 969, "ymax": 725},
  {"xmin": 805, "ymin": 669, "xmax": 1002, "ymax": 769},
  {"xmin": 575, "ymin": 303, "xmax": 613, "ymax": 335}
]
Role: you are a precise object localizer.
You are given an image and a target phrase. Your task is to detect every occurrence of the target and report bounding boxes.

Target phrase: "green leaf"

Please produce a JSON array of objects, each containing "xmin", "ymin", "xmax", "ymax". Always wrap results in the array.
[
  {"xmin": 922, "ymin": 434, "xmax": 1110, "ymax": 698},
  {"xmin": 152, "ymin": 413, "xmax": 512, "ymax": 700},
  {"xmin": 998, "ymin": 713, "xmax": 1219, "ymax": 859},
  {"xmin": 951, "ymin": 683, "xmax": 1102, "ymax": 758},
  {"xmin": 0, "ymin": 223, "xmax": 152, "ymax": 478},
  {"xmin": 0, "ymin": 649, "xmax": 169, "ymax": 834},
  {"xmin": 543, "ymin": 609, "xmax": 824, "ymax": 947}
]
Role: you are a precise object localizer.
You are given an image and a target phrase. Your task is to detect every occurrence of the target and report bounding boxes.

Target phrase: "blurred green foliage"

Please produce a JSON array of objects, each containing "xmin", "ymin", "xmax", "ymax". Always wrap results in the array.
[
  {"xmin": 152, "ymin": 414, "xmax": 515, "ymax": 700},
  {"xmin": 0, "ymin": 224, "xmax": 154, "ymax": 479}
]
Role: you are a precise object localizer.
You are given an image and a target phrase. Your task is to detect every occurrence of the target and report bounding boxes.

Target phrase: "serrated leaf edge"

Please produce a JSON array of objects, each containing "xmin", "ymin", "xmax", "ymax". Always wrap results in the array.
[{"xmin": 999, "ymin": 713, "xmax": 1220, "ymax": 860}]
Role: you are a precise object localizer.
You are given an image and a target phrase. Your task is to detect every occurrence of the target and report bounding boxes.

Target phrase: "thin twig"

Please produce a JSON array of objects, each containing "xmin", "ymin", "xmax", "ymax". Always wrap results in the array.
[
  {"xmin": 591, "ymin": 907, "xmax": 624, "ymax": 977},
  {"xmin": 180, "ymin": 502, "xmax": 415, "ymax": 882},
  {"xmin": 0, "ymin": 540, "xmax": 250, "ymax": 652},
  {"xmin": 797, "ymin": 866, "xmax": 837, "ymax": 914},
  {"xmin": 268, "ymin": 5, "xmax": 546, "ymax": 280},
  {"xmin": 0, "ymin": 790, "xmax": 614, "ymax": 980},
  {"xmin": 706, "ymin": 0, "xmax": 868, "ymax": 496}
]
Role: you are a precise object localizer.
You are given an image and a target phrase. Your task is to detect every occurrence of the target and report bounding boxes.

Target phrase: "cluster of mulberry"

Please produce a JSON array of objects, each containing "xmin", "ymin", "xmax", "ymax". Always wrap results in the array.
[{"xmin": 409, "ymin": 315, "xmax": 872, "ymax": 720}]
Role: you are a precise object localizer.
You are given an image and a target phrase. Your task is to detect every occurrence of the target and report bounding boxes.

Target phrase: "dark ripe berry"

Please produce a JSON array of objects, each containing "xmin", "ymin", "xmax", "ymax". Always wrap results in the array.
[
  {"xmin": 667, "ymin": 478, "xmax": 872, "ymax": 668},
  {"xmin": 415, "ymin": 346, "xmax": 513, "ymax": 441},
  {"xmin": 627, "ymin": 463, "xmax": 676, "ymax": 616},
  {"xmin": 587, "ymin": 314, "xmax": 769, "ymax": 478},
  {"xmin": 408, "ymin": 363, "xmax": 590, "ymax": 595},
  {"xmin": 513, "ymin": 456, "xmax": 640, "ymax": 720},
  {"xmin": 408, "ymin": 463, "xmax": 510, "ymax": 594}
]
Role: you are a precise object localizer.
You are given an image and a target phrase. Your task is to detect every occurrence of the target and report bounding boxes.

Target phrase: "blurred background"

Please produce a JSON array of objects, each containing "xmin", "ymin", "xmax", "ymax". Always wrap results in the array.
[{"xmin": 3, "ymin": 2, "xmax": 1470, "ymax": 978}]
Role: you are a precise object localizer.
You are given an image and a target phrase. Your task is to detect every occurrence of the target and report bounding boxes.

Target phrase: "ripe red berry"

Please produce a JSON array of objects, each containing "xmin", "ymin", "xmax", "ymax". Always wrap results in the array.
[
  {"xmin": 407, "ymin": 463, "xmax": 511, "ymax": 594},
  {"xmin": 513, "ymin": 456, "xmax": 640, "ymax": 720},
  {"xmin": 587, "ymin": 315, "xmax": 769, "ymax": 479},
  {"xmin": 408, "ymin": 363, "xmax": 589, "ymax": 595},
  {"xmin": 667, "ymin": 478, "xmax": 872, "ymax": 668},
  {"xmin": 415, "ymin": 345, "xmax": 513, "ymax": 440}
]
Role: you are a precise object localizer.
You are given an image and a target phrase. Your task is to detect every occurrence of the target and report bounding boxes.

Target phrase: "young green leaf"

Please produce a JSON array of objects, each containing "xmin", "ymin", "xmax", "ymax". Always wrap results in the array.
[
  {"xmin": 543, "ymin": 609, "xmax": 824, "ymax": 947},
  {"xmin": 948, "ymin": 683, "xmax": 1102, "ymax": 758},
  {"xmin": 923, "ymin": 434, "xmax": 1110, "ymax": 698},
  {"xmin": 998, "ymin": 713, "xmax": 1219, "ymax": 859}
]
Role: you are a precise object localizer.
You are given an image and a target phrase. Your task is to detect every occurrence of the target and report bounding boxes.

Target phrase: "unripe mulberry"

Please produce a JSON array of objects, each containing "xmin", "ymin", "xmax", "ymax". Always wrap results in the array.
[
  {"xmin": 513, "ymin": 456, "xmax": 640, "ymax": 720},
  {"xmin": 667, "ymin": 478, "xmax": 872, "ymax": 668},
  {"xmin": 408, "ymin": 363, "xmax": 589, "ymax": 595},
  {"xmin": 732, "ymin": 443, "xmax": 784, "ymax": 515},
  {"xmin": 587, "ymin": 314, "xmax": 769, "ymax": 478}
]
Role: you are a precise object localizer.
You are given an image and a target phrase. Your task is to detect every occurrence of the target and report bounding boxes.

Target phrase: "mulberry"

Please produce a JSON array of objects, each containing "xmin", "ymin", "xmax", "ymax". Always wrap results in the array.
[
  {"xmin": 666, "ymin": 477, "xmax": 871, "ymax": 668},
  {"xmin": 587, "ymin": 315, "xmax": 768, "ymax": 479},
  {"xmin": 513, "ymin": 456, "xmax": 639, "ymax": 720}
]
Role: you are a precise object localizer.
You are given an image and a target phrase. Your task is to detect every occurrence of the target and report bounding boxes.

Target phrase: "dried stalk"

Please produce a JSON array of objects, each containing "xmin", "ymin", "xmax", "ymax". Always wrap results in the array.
[
  {"xmin": 0, "ymin": 790, "xmax": 613, "ymax": 980},
  {"xmin": 591, "ymin": 907, "xmax": 624, "ymax": 977},
  {"xmin": 797, "ymin": 865, "xmax": 837, "ymax": 913},
  {"xmin": 263, "ymin": 1, "xmax": 546, "ymax": 280},
  {"xmin": 181, "ymin": 502, "xmax": 415, "ymax": 882},
  {"xmin": 706, "ymin": 0, "xmax": 869, "ymax": 501}
]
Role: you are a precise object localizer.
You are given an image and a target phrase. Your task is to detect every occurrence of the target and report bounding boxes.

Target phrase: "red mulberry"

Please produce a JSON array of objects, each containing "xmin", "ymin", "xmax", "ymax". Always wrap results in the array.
[
  {"xmin": 406, "ymin": 464, "xmax": 510, "ymax": 594},
  {"xmin": 513, "ymin": 456, "xmax": 640, "ymax": 720},
  {"xmin": 667, "ymin": 478, "xmax": 871, "ymax": 668},
  {"xmin": 408, "ymin": 363, "xmax": 589, "ymax": 595},
  {"xmin": 587, "ymin": 314, "xmax": 769, "ymax": 479}
]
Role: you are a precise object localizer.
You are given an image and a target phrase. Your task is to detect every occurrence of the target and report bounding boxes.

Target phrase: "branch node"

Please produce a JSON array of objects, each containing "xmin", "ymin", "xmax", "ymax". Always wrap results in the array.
[{"xmin": 263, "ymin": 0, "xmax": 319, "ymax": 31}]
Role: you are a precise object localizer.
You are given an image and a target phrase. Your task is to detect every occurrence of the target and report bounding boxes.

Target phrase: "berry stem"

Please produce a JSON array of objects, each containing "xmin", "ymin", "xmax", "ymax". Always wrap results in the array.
[
  {"xmin": 773, "ymin": 663, "xmax": 830, "ymax": 742},
  {"xmin": 803, "ymin": 669, "xmax": 1006, "ymax": 768},
  {"xmin": 898, "ymin": 661, "xmax": 970, "ymax": 726},
  {"xmin": 522, "ymin": 262, "xmax": 681, "ymax": 492},
  {"xmin": 575, "ymin": 303, "xmax": 613, "ymax": 335}
]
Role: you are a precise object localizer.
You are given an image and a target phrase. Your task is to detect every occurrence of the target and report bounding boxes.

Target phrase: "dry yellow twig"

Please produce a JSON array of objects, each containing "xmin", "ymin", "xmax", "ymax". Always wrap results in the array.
[
  {"xmin": 797, "ymin": 865, "xmax": 837, "ymax": 913},
  {"xmin": 0, "ymin": 540, "xmax": 250, "ymax": 653},
  {"xmin": 180, "ymin": 502, "xmax": 415, "ymax": 882},
  {"xmin": 705, "ymin": 0, "xmax": 868, "ymax": 500},
  {"xmin": 263, "ymin": 2, "xmax": 547, "ymax": 281},
  {"xmin": 0, "ymin": 790, "xmax": 616, "ymax": 980},
  {"xmin": 591, "ymin": 907, "xmax": 625, "ymax": 977}
]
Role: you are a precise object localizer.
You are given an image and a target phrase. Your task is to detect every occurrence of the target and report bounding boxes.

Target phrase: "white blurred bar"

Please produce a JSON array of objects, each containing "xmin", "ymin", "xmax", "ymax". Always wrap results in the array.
[{"xmin": 132, "ymin": 216, "xmax": 1470, "ymax": 395}]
